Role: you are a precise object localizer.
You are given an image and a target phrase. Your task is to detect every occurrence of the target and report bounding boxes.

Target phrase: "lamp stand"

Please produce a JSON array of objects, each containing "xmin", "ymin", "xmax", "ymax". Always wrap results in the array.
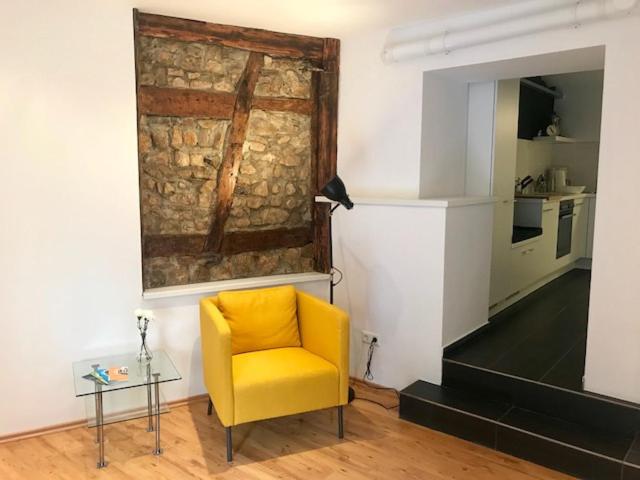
[{"xmin": 328, "ymin": 203, "xmax": 355, "ymax": 404}]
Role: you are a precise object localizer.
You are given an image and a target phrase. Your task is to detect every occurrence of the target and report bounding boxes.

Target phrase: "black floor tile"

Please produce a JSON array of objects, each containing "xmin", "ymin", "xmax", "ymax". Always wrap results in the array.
[
  {"xmin": 401, "ymin": 380, "xmax": 511, "ymax": 420},
  {"xmin": 625, "ymin": 434, "xmax": 640, "ymax": 468},
  {"xmin": 490, "ymin": 303, "xmax": 588, "ymax": 381},
  {"xmin": 399, "ymin": 392, "xmax": 498, "ymax": 448},
  {"xmin": 500, "ymin": 407, "xmax": 633, "ymax": 461},
  {"xmin": 624, "ymin": 464, "xmax": 640, "ymax": 480},
  {"xmin": 443, "ymin": 359, "xmax": 640, "ymax": 435},
  {"xmin": 497, "ymin": 425, "xmax": 623, "ymax": 480},
  {"xmin": 541, "ymin": 335, "xmax": 587, "ymax": 390},
  {"xmin": 445, "ymin": 269, "xmax": 592, "ymax": 393}
]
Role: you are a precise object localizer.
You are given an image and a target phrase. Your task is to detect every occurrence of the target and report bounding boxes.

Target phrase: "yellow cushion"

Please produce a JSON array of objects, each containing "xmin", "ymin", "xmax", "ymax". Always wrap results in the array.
[
  {"xmin": 218, "ymin": 285, "xmax": 301, "ymax": 355},
  {"xmin": 232, "ymin": 347, "xmax": 339, "ymax": 425}
]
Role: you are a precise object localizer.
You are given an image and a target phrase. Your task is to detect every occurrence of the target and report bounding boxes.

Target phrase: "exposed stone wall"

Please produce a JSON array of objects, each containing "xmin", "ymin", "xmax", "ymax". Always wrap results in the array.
[
  {"xmin": 137, "ymin": 35, "xmax": 316, "ymax": 289},
  {"xmin": 228, "ymin": 110, "xmax": 311, "ymax": 231},
  {"xmin": 139, "ymin": 115, "xmax": 228, "ymax": 235},
  {"xmin": 137, "ymin": 36, "xmax": 249, "ymax": 93},
  {"xmin": 144, "ymin": 245, "xmax": 314, "ymax": 289},
  {"xmin": 255, "ymin": 56, "xmax": 312, "ymax": 99}
]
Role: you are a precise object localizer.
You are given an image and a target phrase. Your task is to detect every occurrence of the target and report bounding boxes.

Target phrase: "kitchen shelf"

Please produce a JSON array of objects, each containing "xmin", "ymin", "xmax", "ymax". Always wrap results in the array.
[{"xmin": 531, "ymin": 136, "xmax": 599, "ymax": 144}]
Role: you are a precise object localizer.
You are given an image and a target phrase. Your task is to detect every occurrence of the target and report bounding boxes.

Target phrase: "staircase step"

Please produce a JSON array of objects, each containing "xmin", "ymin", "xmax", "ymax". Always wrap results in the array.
[
  {"xmin": 497, "ymin": 407, "xmax": 632, "ymax": 479},
  {"xmin": 443, "ymin": 358, "xmax": 640, "ymax": 436},
  {"xmin": 400, "ymin": 380, "xmax": 510, "ymax": 448},
  {"xmin": 400, "ymin": 380, "xmax": 639, "ymax": 480}
]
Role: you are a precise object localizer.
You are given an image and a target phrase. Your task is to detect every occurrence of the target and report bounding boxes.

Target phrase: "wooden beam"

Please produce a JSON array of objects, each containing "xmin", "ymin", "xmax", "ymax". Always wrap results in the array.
[
  {"xmin": 136, "ymin": 11, "xmax": 324, "ymax": 62},
  {"xmin": 203, "ymin": 51, "xmax": 264, "ymax": 254},
  {"xmin": 313, "ymin": 38, "xmax": 339, "ymax": 273},
  {"xmin": 138, "ymin": 86, "xmax": 235, "ymax": 118},
  {"xmin": 252, "ymin": 96, "xmax": 313, "ymax": 115},
  {"xmin": 138, "ymin": 85, "xmax": 313, "ymax": 117},
  {"xmin": 222, "ymin": 227, "xmax": 312, "ymax": 255},
  {"xmin": 316, "ymin": 38, "xmax": 340, "ymax": 190},
  {"xmin": 143, "ymin": 227, "xmax": 312, "ymax": 258}
]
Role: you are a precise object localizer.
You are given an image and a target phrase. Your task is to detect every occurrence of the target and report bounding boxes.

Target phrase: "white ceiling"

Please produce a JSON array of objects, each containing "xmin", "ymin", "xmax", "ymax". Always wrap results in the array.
[{"xmin": 133, "ymin": 0, "xmax": 514, "ymax": 38}]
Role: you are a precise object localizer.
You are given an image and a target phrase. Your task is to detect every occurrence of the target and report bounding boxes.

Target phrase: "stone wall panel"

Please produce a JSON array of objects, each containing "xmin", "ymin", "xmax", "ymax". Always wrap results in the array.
[{"xmin": 137, "ymin": 34, "xmax": 315, "ymax": 289}]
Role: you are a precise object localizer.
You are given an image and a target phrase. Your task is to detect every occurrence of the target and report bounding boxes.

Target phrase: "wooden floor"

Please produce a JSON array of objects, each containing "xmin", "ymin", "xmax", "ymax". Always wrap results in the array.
[{"xmin": 0, "ymin": 383, "xmax": 573, "ymax": 479}]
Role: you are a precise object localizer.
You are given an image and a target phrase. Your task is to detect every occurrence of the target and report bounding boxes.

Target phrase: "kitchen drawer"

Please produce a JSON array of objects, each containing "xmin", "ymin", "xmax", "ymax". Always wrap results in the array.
[{"xmin": 510, "ymin": 240, "xmax": 543, "ymax": 294}]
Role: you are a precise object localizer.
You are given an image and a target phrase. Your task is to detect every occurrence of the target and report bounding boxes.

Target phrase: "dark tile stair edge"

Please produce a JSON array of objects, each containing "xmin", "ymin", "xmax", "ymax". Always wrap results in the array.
[
  {"xmin": 442, "ymin": 358, "xmax": 640, "ymax": 435},
  {"xmin": 400, "ymin": 388, "xmax": 636, "ymax": 468},
  {"xmin": 444, "ymin": 358, "xmax": 640, "ymax": 411}
]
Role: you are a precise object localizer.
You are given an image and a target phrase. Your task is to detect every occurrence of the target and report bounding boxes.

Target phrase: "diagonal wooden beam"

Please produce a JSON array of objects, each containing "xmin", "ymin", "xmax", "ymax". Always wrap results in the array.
[{"xmin": 203, "ymin": 51, "xmax": 264, "ymax": 254}]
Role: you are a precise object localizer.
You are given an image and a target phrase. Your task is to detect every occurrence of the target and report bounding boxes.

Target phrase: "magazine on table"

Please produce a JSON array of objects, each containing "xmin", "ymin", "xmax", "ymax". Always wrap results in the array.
[{"xmin": 82, "ymin": 366, "xmax": 129, "ymax": 385}]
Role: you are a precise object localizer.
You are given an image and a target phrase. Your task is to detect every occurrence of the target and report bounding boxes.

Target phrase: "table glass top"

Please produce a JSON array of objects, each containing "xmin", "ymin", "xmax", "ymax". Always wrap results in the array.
[{"xmin": 72, "ymin": 350, "xmax": 181, "ymax": 397}]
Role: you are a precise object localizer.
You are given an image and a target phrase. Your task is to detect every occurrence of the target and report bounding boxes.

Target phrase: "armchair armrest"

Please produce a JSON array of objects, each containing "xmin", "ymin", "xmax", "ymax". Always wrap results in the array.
[
  {"xmin": 200, "ymin": 297, "xmax": 234, "ymax": 426},
  {"xmin": 296, "ymin": 291, "xmax": 350, "ymax": 405}
]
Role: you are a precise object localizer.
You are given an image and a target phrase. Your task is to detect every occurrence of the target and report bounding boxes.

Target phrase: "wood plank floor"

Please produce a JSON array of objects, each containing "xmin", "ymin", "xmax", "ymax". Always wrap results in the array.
[{"xmin": 0, "ymin": 383, "xmax": 573, "ymax": 479}]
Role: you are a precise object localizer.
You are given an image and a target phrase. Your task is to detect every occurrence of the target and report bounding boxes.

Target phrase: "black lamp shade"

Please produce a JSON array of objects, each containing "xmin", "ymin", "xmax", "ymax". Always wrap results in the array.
[{"xmin": 321, "ymin": 175, "xmax": 353, "ymax": 210}]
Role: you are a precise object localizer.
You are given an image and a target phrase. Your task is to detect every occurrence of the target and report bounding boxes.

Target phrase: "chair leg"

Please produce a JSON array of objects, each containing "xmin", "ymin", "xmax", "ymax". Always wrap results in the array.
[
  {"xmin": 226, "ymin": 427, "xmax": 233, "ymax": 463},
  {"xmin": 207, "ymin": 398, "xmax": 213, "ymax": 416},
  {"xmin": 338, "ymin": 405, "xmax": 344, "ymax": 439}
]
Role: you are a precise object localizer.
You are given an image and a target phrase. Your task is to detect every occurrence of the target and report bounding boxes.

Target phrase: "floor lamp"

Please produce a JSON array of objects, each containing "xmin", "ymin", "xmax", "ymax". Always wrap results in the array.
[{"xmin": 320, "ymin": 175, "xmax": 355, "ymax": 403}]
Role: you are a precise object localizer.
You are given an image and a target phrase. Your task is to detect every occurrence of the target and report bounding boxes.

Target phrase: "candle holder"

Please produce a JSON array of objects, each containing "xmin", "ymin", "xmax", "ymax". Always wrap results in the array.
[{"xmin": 135, "ymin": 309, "xmax": 154, "ymax": 363}]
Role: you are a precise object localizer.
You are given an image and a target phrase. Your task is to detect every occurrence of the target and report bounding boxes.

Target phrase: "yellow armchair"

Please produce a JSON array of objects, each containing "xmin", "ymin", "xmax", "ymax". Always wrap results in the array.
[{"xmin": 200, "ymin": 286, "xmax": 349, "ymax": 462}]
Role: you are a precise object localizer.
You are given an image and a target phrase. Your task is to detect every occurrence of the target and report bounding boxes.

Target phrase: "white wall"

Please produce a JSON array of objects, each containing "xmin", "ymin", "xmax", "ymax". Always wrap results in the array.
[
  {"xmin": 419, "ymin": 74, "xmax": 469, "ymax": 197},
  {"xmin": 332, "ymin": 203, "xmax": 446, "ymax": 388},
  {"xmin": 442, "ymin": 204, "xmax": 494, "ymax": 346},
  {"xmin": 551, "ymin": 142, "xmax": 600, "ymax": 193},
  {"xmin": 0, "ymin": 0, "xmax": 336, "ymax": 437},
  {"xmin": 385, "ymin": 15, "xmax": 640, "ymax": 404},
  {"xmin": 465, "ymin": 81, "xmax": 496, "ymax": 197},
  {"xmin": 3, "ymin": 0, "xmax": 640, "ymax": 436},
  {"xmin": 516, "ymin": 139, "xmax": 553, "ymax": 181}
]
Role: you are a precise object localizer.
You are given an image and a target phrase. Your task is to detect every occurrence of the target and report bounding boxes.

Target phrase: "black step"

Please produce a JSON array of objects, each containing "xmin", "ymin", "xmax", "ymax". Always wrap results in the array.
[
  {"xmin": 400, "ymin": 380, "xmax": 639, "ymax": 480},
  {"xmin": 443, "ymin": 358, "xmax": 640, "ymax": 436},
  {"xmin": 400, "ymin": 380, "xmax": 510, "ymax": 448}
]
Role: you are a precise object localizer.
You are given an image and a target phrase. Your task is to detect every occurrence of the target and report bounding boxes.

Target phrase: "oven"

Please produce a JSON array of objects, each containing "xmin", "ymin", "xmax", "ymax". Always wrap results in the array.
[{"xmin": 556, "ymin": 199, "xmax": 574, "ymax": 258}]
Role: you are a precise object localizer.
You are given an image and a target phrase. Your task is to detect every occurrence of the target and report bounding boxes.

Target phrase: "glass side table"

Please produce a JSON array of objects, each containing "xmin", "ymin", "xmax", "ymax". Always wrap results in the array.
[{"xmin": 72, "ymin": 350, "xmax": 181, "ymax": 468}]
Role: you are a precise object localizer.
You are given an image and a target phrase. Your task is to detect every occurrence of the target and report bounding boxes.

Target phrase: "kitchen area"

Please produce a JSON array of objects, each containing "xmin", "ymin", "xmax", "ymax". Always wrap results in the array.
[
  {"xmin": 447, "ymin": 69, "xmax": 603, "ymax": 392},
  {"xmin": 490, "ymin": 70, "xmax": 602, "ymax": 314}
]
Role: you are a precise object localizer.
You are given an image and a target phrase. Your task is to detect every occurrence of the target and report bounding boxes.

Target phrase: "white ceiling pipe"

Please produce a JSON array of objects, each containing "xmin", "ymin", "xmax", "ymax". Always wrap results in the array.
[
  {"xmin": 382, "ymin": 0, "xmax": 638, "ymax": 63},
  {"xmin": 387, "ymin": 0, "xmax": 577, "ymax": 46}
]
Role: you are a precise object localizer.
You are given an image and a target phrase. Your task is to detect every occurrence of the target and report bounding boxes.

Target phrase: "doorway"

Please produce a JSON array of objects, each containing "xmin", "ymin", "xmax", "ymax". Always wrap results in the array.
[{"xmin": 439, "ymin": 49, "xmax": 605, "ymax": 395}]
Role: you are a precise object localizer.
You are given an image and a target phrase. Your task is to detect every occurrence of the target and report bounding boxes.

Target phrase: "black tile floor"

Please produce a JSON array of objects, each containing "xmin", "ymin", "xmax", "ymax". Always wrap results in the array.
[{"xmin": 446, "ymin": 269, "xmax": 591, "ymax": 392}]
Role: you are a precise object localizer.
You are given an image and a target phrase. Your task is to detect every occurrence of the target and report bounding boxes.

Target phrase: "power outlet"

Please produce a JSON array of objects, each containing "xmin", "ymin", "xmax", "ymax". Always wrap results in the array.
[{"xmin": 362, "ymin": 330, "xmax": 380, "ymax": 346}]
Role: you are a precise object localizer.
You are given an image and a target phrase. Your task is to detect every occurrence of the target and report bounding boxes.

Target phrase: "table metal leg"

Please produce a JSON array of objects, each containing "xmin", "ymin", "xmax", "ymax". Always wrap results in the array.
[
  {"xmin": 96, "ymin": 384, "xmax": 107, "ymax": 468},
  {"xmin": 153, "ymin": 373, "xmax": 162, "ymax": 455},
  {"xmin": 94, "ymin": 389, "xmax": 100, "ymax": 444},
  {"xmin": 146, "ymin": 363, "xmax": 153, "ymax": 432}
]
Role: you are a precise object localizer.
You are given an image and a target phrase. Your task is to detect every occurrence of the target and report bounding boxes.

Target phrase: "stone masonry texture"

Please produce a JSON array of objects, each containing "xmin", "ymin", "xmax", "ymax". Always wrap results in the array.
[{"xmin": 137, "ymin": 36, "xmax": 314, "ymax": 289}]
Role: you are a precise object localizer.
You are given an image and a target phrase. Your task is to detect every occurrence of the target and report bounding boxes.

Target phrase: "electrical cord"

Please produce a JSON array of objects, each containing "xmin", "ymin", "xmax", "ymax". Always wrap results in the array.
[
  {"xmin": 331, "ymin": 266, "xmax": 343, "ymax": 287},
  {"xmin": 363, "ymin": 338, "xmax": 377, "ymax": 381},
  {"xmin": 349, "ymin": 338, "xmax": 400, "ymax": 410}
]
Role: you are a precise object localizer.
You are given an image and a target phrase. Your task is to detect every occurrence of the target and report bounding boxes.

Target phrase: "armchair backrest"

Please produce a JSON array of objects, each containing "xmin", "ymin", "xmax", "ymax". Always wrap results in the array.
[{"xmin": 216, "ymin": 285, "xmax": 301, "ymax": 354}]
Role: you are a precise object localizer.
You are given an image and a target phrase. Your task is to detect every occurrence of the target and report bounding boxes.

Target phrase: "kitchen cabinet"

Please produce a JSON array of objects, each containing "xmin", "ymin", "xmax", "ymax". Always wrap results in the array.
[
  {"xmin": 585, "ymin": 197, "xmax": 596, "ymax": 258},
  {"xmin": 571, "ymin": 199, "xmax": 588, "ymax": 260},
  {"xmin": 489, "ymin": 79, "xmax": 520, "ymax": 307},
  {"xmin": 511, "ymin": 240, "xmax": 542, "ymax": 294},
  {"xmin": 538, "ymin": 202, "xmax": 559, "ymax": 277},
  {"xmin": 490, "ymin": 199, "xmax": 515, "ymax": 306}
]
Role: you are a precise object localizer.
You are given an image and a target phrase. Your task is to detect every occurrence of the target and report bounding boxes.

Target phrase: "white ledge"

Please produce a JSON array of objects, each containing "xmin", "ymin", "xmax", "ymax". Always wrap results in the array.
[
  {"xmin": 315, "ymin": 195, "xmax": 496, "ymax": 208},
  {"xmin": 143, "ymin": 272, "xmax": 331, "ymax": 300}
]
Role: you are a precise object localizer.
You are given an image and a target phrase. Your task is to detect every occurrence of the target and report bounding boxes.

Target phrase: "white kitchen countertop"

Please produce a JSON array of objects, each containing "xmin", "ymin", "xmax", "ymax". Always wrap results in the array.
[{"xmin": 515, "ymin": 193, "xmax": 596, "ymax": 203}]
